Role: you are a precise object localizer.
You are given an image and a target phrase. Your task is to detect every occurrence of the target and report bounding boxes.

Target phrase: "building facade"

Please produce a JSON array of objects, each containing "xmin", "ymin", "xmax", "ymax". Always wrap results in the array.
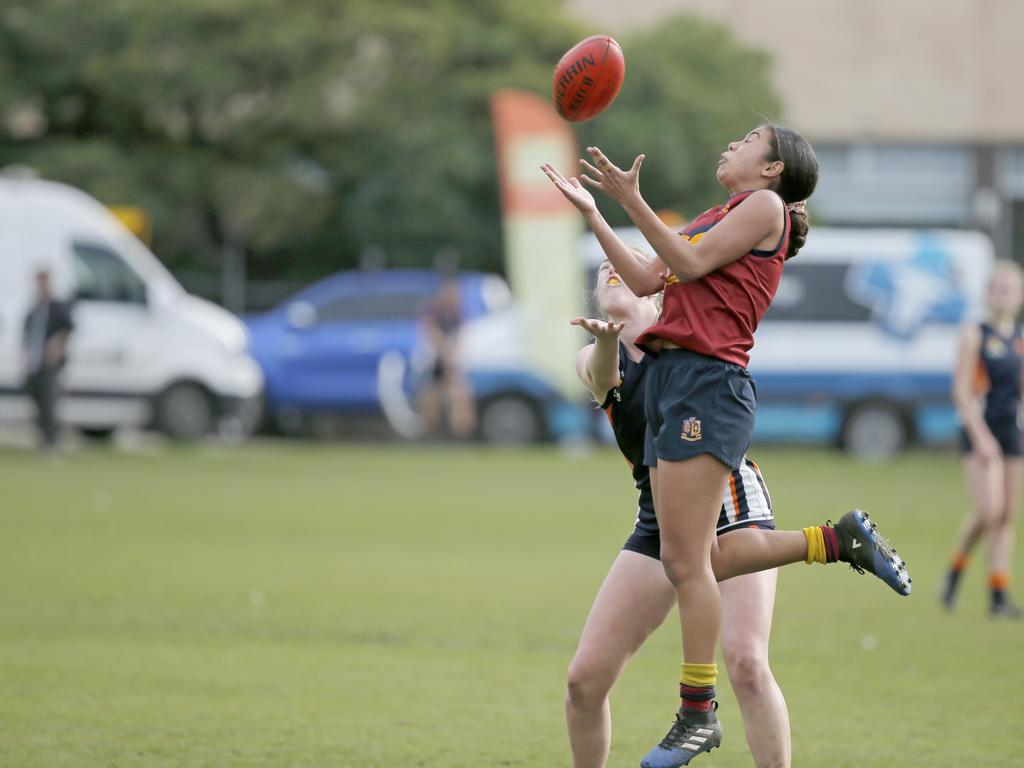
[{"xmin": 567, "ymin": 0, "xmax": 1024, "ymax": 257}]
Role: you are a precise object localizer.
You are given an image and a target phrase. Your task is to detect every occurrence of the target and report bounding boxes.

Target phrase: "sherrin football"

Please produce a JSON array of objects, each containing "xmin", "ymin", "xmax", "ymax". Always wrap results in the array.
[{"xmin": 552, "ymin": 35, "xmax": 625, "ymax": 122}]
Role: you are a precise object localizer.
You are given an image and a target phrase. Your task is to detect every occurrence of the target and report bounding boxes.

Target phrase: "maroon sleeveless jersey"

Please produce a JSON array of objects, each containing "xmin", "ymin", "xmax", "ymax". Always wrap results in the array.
[{"xmin": 635, "ymin": 190, "xmax": 790, "ymax": 368}]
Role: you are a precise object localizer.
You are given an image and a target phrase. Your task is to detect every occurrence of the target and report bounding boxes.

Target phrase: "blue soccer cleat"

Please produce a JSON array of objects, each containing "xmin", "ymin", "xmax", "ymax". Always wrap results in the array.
[
  {"xmin": 833, "ymin": 509, "xmax": 912, "ymax": 596},
  {"xmin": 640, "ymin": 704, "xmax": 722, "ymax": 768}
]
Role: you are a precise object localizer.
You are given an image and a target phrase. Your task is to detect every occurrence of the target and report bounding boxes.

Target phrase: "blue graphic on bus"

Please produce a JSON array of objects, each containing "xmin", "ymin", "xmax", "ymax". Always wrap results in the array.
[{"xmin": 845, "ymin": 233, "xmax": 967, "ymax": 341}]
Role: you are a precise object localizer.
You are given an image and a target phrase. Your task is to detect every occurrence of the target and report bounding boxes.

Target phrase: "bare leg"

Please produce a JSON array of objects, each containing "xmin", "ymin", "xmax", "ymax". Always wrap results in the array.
[
  {"xmin": 720, "ymin": 568, "xmax": 790, "ymax": 768},
  {"xmin": 953, "ymin": 455, "xmax": 1002, "ymax": 558},
  {"xmin": 988, "ymin": 458, "xmax": 1022, "ymax": 574},
  {"xmin": 567, "ymin": 551, "xmax": 676, "ymax": 768},
  {"xmin": 652, "ymin": 456, "xmax": 729, "ymax": 664},
  {"xmin": 417, "ymin": 382, "xmax": 443, "ymax": 436},
  {"xmin": 710, "ymin": 528, "xmax": 807, "ymax": 582},
  {"xmin": 445, "ymin": 372, "xmax": 476, "ymax": 440}
]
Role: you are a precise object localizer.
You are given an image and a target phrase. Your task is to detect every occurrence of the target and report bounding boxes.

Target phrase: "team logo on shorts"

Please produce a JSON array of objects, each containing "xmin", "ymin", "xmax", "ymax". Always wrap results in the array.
[{"xmin": 681, "ymin": 417, "xmax": 703, "ymax": 442}]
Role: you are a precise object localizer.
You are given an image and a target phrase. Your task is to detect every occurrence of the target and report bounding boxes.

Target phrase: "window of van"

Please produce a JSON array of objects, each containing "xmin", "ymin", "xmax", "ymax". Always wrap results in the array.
[
  {"xmin": 72, "ymin": 242, "xmax": 147, "ymax": 304},
  {"xmin": 763, "ymin": 262, "xmax": 871, "ymax": 323}
]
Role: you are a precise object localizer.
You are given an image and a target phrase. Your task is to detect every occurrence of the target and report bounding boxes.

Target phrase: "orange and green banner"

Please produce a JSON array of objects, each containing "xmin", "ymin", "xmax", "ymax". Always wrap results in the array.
[{"xmin": 491, "ymin": 89, "xmax": 584, "ymax": 400}]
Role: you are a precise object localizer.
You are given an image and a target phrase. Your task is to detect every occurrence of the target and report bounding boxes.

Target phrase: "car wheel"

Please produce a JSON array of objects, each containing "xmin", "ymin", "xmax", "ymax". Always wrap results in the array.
[
  {"xmin": 157, "ymin": 383, "xmax": 214, "ymax": 441},
  {"xmin": 841, "ymin": 402, "xmax": 909, "ymax": 460},
  {"xmin": 272, "ymin": 407, "xmax": 307, "ymax": 437},
  {"xmin": 478, "ymin": 395, "xmax": 544, "ymax": 445},
  {"xmin": 78, "ymin": 427, "xmax": 116, "ymax": 441}
]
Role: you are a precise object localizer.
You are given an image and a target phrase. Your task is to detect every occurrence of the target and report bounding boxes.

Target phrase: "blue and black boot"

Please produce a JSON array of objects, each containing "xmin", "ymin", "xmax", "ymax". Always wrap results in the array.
[
  {"xmin": 833, "ymin": 509, "xmax": 912, "ymax": 596},
  {"xmin": 640, "ymin": 703, "xmax": 723, "ymax": 768}
]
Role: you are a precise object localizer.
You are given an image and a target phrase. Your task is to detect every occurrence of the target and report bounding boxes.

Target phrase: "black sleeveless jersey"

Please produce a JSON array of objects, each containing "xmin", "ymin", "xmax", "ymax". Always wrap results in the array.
[
  {"xmin": 597, "ymin": 343, "xmax": 775, "ymax": 540},
  {"xmin": 600, "ymin": 345, "xmax": 657, "ymax": 535},
  {"xmin": 975, "ymin": 322, "xmax": 1024, "ymax": 425}
]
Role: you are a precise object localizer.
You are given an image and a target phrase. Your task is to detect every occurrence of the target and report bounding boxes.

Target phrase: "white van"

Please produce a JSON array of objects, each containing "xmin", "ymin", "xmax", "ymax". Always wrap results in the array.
[
  {"xmin": 580, "ymin": 226, "xmax": 994, "ymax": 457},
  {"xmin": 0, "ymin": 175, "xmax": 263, "ymax": 440}
]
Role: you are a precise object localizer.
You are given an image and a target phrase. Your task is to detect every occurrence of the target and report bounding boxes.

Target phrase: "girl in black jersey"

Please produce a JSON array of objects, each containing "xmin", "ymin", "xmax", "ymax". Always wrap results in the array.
[
  {"xmin": 565, "ymin": 259, "xmax": 910, "ymax": 768},
  {"xmin": 943, "ymin": 261, "xmax": 1024, "ymax": 617}
]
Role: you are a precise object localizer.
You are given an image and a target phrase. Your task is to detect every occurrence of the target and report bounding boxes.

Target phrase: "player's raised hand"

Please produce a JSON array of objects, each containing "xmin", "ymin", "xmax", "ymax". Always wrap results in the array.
[
  {"xmin": 570, "ymin": 316, "xmax": 625, "ymax": 339},
  {"xmin": 541, "ymin": 163, "xmax": 598, "ymax": 215},
  {"xmin": 579, "ymin": 147, "xmax": 644, "ymax": 207}
]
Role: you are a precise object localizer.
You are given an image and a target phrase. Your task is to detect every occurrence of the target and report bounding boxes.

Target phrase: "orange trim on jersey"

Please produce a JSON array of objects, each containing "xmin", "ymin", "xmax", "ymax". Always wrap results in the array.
[
  {"xmin": 603, "ymin": 405, "xmax": 635, "ymax": 470},
  {"xmin": 728, "ymin": 474, "xmax": 740, "ymax": 521},
  {"xmin": 662, "ymin": 231, "xmax": 708, "ymax": 285},
  {"xmin": 974, "ymin": 357, "xmax": 991, "ymax": 395}
]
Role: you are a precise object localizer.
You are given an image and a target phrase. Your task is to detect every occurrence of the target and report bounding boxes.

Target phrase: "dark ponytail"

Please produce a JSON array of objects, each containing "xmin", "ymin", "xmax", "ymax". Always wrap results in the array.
[
  {"xmin": 766, "ymin": 124, "xmax": 818, "ymax": 259},
  {"xmin": 785, "ymin": 206, "xmax": 810, "ymax": 261}
]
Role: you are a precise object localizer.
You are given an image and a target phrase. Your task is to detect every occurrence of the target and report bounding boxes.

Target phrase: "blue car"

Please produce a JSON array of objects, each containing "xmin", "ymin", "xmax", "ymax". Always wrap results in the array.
[{"xmin": 243, "ymin": 270, "xmax": 581, "ymax": 443}]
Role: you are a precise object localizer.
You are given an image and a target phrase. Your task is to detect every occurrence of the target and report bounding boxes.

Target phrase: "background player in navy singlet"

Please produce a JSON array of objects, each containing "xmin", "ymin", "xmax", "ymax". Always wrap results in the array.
[{"xmin": 944, "ymin": 261, "xmax": 1024, "ymax": 617}]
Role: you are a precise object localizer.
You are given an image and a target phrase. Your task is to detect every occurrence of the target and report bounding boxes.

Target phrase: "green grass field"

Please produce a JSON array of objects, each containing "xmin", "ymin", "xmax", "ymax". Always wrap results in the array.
[{"xmin": 2, "ymin": 442, "xmax": 1023, "ymax": 767}]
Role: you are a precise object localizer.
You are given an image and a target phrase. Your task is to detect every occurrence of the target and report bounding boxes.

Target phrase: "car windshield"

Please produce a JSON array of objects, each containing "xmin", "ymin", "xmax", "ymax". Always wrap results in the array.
[{"xmin": 315, "ymin": 292, "xmax": 430, "ymax": 323}]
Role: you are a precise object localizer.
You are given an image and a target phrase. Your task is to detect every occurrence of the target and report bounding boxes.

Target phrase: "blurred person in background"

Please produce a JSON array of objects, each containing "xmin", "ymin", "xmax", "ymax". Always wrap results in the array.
[
  {"xmin": 417, "ymin": 277, "xmax": 475, "ymax": 440},
  {"xmin": 943, "ymin": 260, "xmax": 1024, "ymax": 618},
  {"xmin": 22, "ymin": 268, "xmax": 74, "ymax": 453}
]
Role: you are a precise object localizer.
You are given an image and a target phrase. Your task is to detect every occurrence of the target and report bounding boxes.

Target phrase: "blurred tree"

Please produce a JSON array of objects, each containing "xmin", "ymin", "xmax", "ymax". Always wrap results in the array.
[
  {"xmin": 578, "ymin": 17, "xmax": 781, "ymax": 226},
  {"xmin": 0, "ymin": 0, "xmax": 780, "ymax": 298}
]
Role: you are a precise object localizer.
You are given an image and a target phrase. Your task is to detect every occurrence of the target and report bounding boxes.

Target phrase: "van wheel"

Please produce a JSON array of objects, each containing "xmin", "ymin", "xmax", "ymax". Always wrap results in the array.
[
  {"xmin": 841, "ymin": 402, "xmax": 909, "ymax": 460},
  {"xmin": 478, "ymin": 395, "xmax": 544, "ymax": 445},
  {"xmin": 157, "ymin": 383, "xmax": 213, "ymax": 441}
]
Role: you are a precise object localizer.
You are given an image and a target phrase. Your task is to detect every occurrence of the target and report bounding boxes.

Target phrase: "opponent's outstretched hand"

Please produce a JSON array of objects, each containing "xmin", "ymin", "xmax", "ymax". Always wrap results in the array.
[
  {"xmin": 541, "ymin": 163, "xmax": 598, "ymax": 215},
  {"xmin": 570, "ymin": 316, "xmax": 625, "ymax": 339},
  {"xmin": 579, "ymin": 146, "xmax": 645, "ymax": 207}
]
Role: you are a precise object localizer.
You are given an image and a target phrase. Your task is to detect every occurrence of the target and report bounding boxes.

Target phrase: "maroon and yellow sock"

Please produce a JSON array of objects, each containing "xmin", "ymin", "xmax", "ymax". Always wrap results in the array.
[
  {"xmin": 802, "ymin": 525, "xmax": 841, "ymax": 564},
  {"xmin": 680, "ymin": 662, "xmax": 717, "ymax": 713}
]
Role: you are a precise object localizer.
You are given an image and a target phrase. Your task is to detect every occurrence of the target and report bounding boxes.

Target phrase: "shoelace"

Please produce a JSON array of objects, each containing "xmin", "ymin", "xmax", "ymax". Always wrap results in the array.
[
  {"xmin": 827, "ymin": 519, "xmax": 866, "ymax": 575},
  {"xmin": 659, "ymin": 716, "xmax": 696, "ymax": 749},
  {"xmin": 659, "ymin": 704, "xmax": 718, "ymax": 749}
]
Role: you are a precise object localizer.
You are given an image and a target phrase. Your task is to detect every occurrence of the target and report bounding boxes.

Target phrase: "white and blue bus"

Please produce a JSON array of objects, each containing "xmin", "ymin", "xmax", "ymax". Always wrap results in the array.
[{"xmin": 581, "ymin": 226, "xmax": 994, "ymax": 458}]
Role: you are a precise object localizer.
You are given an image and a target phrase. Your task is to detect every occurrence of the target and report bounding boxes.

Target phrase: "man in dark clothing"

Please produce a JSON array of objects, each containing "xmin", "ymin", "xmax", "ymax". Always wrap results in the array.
[{"xmin": 23, "ymin": 270, "xmax": 74, "ymax": 450}]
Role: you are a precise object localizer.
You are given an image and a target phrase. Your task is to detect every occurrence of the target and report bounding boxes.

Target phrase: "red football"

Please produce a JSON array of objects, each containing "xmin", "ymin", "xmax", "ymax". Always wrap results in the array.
[{"xmin": 553, "ymin": 35, "xmax": 625, "ymax": 122}]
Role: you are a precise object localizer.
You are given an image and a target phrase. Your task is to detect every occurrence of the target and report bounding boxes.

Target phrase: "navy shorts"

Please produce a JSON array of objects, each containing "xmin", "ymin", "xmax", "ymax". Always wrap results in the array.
[
  {"xmin": 960, "ymin": 419, "xmax": 1023, "ymax": 457},
  {"xmin": 643, "ymin": 348, "xmax": 756, "ymax": 471},
  {"xmin": 622, "ymin": 456, "xmax": 776, "ymax": 560}
]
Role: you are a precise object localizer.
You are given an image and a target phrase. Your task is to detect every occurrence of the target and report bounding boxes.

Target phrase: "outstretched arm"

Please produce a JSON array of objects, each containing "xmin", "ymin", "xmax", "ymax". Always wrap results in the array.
[
  {"xmin": 573, "ymin": 318, "xmax": 625, "ymax": 401},
  {"xmin": 541, "ymin": 163, "xmax": 665, "ymax": 296},
  {"xmin": 579, "ymin": 148, "xmax": 784, "ymax": 281}
]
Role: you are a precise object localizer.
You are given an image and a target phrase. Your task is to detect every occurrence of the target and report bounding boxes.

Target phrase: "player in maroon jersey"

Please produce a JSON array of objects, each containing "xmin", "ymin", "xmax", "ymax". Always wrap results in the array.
[{"xmin": 543, "ymin": 125, "xmax": 908, "ymax": 767}]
